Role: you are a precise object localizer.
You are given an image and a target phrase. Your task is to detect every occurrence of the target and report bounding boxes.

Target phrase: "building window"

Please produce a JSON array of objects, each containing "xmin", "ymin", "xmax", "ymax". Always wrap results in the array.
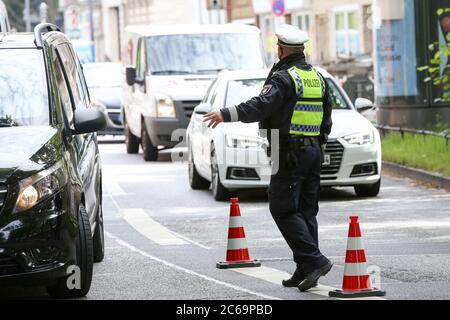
[
  {"xmin": 296, "ymin": 14, "xmax": 310, "ymax": 31},
  {"xmin": 335, "ymin": 10, "xmax": 361, "ymax": 57}
]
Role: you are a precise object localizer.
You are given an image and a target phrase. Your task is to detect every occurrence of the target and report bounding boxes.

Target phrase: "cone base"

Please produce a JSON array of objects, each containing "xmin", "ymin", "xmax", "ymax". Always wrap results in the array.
[
  {"xmin": 216, "ymin": 260, "xmax": 261, "ymax": 269},
  {"xmin": 329, "ymin": 288, "xmax": 386, "ymax": 298}
]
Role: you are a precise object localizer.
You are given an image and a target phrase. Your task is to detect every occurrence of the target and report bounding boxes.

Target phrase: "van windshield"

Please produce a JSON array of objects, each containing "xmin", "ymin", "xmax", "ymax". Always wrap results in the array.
[
  {"xmin": 0, "ymin": 49, "xmax": 49, "ymax": 127},
  {"xmin": 146, "ymin": 34, "xmax": 265, "ymax": 75}
]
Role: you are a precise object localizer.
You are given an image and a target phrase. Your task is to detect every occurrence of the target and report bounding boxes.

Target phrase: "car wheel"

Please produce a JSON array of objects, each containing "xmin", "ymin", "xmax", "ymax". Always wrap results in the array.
[
  {"xmin": 47, "ymin": 204, "xmax": 94, "ymax": 298},
  {"xmin": 211, "ymin": 144, "xmax": 233, "ymax": 201},
  {"xmin": 354, "ymin": 180, "xmax": 381, "ymax": 197},
  {"xmin": 125, "ymin": 119, "xmax": 139, "ymax": 154},
  {"xmin": 141, "ymin": 123, "xmax": 158, "ymax": 161},
  {"xmin": 188, "ymin": 148, "xmax": 210, "ymax": 190},
  {"xmin": 93, "ymin": 204, "xmax": 104, "ymax": 263}
]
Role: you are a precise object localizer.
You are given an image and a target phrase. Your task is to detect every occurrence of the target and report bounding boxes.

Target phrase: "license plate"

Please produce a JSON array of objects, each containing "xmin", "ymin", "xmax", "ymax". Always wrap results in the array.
[{"xmin": 322, "ymin": 154, "xmax": 331, "ymax": 166}]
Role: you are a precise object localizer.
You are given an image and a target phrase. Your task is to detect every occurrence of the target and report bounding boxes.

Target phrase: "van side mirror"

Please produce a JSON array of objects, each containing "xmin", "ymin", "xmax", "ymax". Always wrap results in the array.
[
  {"xmin": 126, "ymin": 66, "xmax": 136, "ymax": 86},
  {"xmin": 73, "ymin": 109, "xmax": 107, "ymax": 135},
  {"xmin": 355, "ymin": 98, "xmax": 374, "ymax": 112},
  {"xmin": 193, "ymin": 103, "xmax": 211, "ymax": 115}
]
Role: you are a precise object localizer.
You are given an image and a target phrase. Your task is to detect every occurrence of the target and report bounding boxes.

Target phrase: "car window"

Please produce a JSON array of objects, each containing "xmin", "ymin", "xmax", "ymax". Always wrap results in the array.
[
  {"xmin": 225, "ymin": 78, "xmax": 265, "ymax": 107},
  {"xmin": 53, "ymin": 51, "xmax": 74, "ymax": 127},
  {"xmin": 212, "ymin": 81, "xmax": 226, "ymax": 111},
  {"xmin": 202, "ymin": 79, "xmax": 217, "ymax": 104},
  {"xmin": 57, "ymin": 44, "xmax": 87, "ymax": 109},
  {"xmin": 0, "ymin": 49, "xmax": 49, "ymax": 126},
  {"xmin": 136, "ymin": 38, "xmax": 146, "ymax": 80},
  {"xmin": 326, "ymin": 79, "xmax": 351, "ymax": 110},
  {"xmin": 84, "ymin": 64, "xmax": 122, "ymax": 88},
  {"xmin": 145, "ymin": 33, "xmax": 265, "ymax": 75},
  {"xmin": 67, "ymin": 45, "xmax": 91, "ymax": 106}
]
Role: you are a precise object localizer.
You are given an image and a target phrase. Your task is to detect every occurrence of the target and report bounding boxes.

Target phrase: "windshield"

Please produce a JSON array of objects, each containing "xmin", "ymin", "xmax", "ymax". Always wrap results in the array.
[
  {"xmin": 0, "ymin": 49, "xmax": 49, "ymax": 127},
  {"xmin": 84, "ymin": 64, "xmax": 122, "ymax": 88},
  {"xmin": 146, "ymin": 34, "xmax": 265, "ymax": 75},
  {"xmin": 225, "ymin": 77, "xmax": 351, "ymax": 110}
]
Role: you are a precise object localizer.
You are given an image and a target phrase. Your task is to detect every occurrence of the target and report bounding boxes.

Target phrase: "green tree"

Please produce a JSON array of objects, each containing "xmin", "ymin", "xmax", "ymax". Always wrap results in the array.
[{"xmin": 418, "ymin": 7, "xmax": 450, "ymax": 103}]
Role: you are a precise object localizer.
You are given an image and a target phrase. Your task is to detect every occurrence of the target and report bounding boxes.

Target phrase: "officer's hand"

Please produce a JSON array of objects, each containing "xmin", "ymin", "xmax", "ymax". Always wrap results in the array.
[{"xmin": 203, "ymin": 111, "xmax": 224, "ymax": 128}]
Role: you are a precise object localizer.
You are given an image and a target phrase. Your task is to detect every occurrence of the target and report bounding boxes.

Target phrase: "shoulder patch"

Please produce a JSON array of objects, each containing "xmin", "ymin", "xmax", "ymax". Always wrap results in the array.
[{"xmin": 261, "ymin": 84, "xmax": 273, "ymax": 95}]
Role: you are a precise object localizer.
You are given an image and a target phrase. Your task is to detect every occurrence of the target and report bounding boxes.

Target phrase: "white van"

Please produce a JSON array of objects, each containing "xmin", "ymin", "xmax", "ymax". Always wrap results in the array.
[
  {"xmin": 122, "ymin": 24, "xmax": 266, "ymax": 161},
  {"xmin": 0, "ymin": 0, "xmax": 10, "ymax": 32}
]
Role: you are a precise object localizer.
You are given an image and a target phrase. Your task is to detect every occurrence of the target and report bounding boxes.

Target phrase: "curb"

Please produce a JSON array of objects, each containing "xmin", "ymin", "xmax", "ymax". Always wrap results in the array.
[{"xmin": 383, "ymin": 161, "xmax": 450, "ymax": 190}]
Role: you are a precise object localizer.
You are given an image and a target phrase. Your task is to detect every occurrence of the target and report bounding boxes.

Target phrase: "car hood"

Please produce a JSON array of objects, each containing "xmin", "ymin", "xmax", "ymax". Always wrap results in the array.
[
  {"xmin": 328, "ymin": 109, "xmax": 375, "ymax": 139},
  {"xmin": 150, "ymin": 75, "xmax": 214, "ymax": 101},
  {"xmin": 0, "ymin": 126, "xmax": 62, "ymax": 183},
  {"xmin": 215, "ymin": 109, "xmax": 374, "ymax": 139},
  {"xmin": 89, "ymin": 87, "xmax": 122, "ymax": 108}
]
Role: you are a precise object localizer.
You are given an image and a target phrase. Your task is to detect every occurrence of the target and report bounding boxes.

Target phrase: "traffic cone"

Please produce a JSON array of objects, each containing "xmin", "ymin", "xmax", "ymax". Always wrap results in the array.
[
  {"xmin": 329, "ymin": 216, "xmax": 386, "ymax": 298},
  {"xmin": 216, "ymin": 198, "xmax": 261, "ymax": 269}
]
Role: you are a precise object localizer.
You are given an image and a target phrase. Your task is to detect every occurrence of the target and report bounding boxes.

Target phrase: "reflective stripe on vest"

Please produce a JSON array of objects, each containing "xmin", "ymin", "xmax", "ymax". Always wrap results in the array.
[{"xmin": 287, "ymin": 67, "xmax": 324, "ymax": 136}]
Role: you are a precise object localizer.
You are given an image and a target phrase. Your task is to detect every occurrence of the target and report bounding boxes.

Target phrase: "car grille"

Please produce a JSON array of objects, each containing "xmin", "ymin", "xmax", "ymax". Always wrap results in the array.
[
  {"xmin": 0, "ymin": 183, "xmax": 7, "ymax": 212},
  {"xmin": 182, "ymin": 101, "xmax": 201, "ymax": 119},
  {"xmin": 321, "ymin": 139, "xmax": 344, "ymax": 176},
  {"xmin": 0, "ymin": 254, "xmax": 21, "ymax": 276}
]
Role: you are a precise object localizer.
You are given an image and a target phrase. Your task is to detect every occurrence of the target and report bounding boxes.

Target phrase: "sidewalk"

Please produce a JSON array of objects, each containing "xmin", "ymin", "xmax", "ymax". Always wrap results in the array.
[{"xmin": 383, "ymin": 161, "xmax": 450, "ymax": 191}]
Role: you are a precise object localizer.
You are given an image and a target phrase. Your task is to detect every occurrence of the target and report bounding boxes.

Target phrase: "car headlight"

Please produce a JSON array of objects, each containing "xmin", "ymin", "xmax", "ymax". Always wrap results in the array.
[
  {"xmin": 226, "ymin": 134, "xmax": 266, "ymax": 149},
  {"xmin": 14, "ymin": 162, "xmax": 68, "ymax": 214},
  {"xmin": 342, "ymin": 132, "xmax": 375, "ymax": 145},
  {"xmin": 157, "ymin": 98, "xmax": 176, "ymax": 118}
]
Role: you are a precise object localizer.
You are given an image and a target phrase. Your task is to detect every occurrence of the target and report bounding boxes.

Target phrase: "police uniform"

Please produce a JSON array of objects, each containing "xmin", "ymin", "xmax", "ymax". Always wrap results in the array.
[{"xmin": 220, "ymin": 24, "xmax": 333, "ymax": 291}]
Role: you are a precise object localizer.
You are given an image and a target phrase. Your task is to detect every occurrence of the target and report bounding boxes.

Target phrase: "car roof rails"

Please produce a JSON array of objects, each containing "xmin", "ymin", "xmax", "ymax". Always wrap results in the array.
[{"xmin": 34, "ymin": 23, "xmax": 61, "ymax": 48}]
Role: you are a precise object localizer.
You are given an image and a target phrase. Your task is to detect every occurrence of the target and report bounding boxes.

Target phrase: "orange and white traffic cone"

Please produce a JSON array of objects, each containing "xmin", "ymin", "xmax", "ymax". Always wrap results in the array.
[
  {"xmin": 329, "ymin": 216, "xmax": 386, "ymax": 298},
  {"xmin": 216, "ymin": 198, "xmax": 261, "ymax": 269}
]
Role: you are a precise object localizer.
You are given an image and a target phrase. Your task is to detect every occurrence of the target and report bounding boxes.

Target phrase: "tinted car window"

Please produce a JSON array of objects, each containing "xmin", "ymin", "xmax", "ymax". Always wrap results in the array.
[
  {"xmin": 0, "ymin": 49, "xmax": 49, "ymax": 126},
  {"xmin": 58, "ymin": 44, "xmax": 87, "ymax": 109},
  {"xmin": 53, "ymin": 50, "xmax": 74, "ymax": 126}
]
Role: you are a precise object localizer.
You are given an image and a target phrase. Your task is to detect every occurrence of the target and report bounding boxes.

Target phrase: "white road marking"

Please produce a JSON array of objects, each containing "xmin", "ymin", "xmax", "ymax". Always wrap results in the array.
[
  {"xmin": 105, "ymin": 231, "xmax": 280, "ymax": 300},
  {"xmin": 103, "ymin": 178, "xmax": 127, "ymax": 196},
  {"xmin": 121, "ymin": 208, "xmax": 189, "ymax": 246},
  {"xmin": 231, "ymin": 266, "xmax": 385, "ymax": 300}
]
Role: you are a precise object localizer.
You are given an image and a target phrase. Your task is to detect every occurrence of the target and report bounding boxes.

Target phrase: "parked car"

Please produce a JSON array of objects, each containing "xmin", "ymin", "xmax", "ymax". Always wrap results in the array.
[
  {"xmin": 84, "ymin": 62, "xmax": 124, "ymax": 135},
  {"xmin": 187, "ymin": 69, "xmax": 382, "ymax": 201},
  {"xmin": 0, "ymin": 24, "xmax": 106, "ymax": 298},
  {"xmin": 123, "ymin": 24, "xmax": 267, "ymax": 161},
  {"xmin": 0, "ymin": 0, "xmax": 10, "ymax": 32}
]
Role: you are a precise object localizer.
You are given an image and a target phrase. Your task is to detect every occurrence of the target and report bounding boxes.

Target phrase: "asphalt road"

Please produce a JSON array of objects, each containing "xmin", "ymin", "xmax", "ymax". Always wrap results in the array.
[{"xmin": 2, "ymin": 141, "xmax": 450, "ymax": 300}]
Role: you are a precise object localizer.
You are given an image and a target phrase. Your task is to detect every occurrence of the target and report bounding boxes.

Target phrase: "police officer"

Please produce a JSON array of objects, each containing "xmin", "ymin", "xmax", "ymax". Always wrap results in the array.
[{"xmin": 204, "ymin": 24, "xmax": 333, "ymax": 292}]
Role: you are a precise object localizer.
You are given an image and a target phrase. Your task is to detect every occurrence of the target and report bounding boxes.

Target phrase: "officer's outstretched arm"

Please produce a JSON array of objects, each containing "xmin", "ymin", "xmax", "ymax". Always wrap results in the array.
[{"xmin": 220, "ymin": 74, "xmax": 290, "ymax": 123}]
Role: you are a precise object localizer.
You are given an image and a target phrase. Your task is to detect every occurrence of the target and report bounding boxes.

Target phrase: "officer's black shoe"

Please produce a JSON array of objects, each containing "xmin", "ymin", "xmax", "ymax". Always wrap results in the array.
[
  {"xmin": 298, "ymin": 261, "xmax": 333, "ymax": 292},
  {"xmin": 282, "ymin": 268, "xmax": 318, "ymax": 288}
]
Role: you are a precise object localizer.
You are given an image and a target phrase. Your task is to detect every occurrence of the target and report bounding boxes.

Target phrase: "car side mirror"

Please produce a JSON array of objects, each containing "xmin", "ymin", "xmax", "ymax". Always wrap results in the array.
[
  {"xmin": 73, "ymin": 109, "xmax": 107, "ymax": 135},
  {"xmin": 355, "ymin": 98, "xmax": 374, "ymax": 112},
  {"xmin": 126, "ymin": 66, "xmax": 136, "ymax": 86},
  {"xmin": 193, "ymin": 103, "xmax": 211, "ymax": 115}
]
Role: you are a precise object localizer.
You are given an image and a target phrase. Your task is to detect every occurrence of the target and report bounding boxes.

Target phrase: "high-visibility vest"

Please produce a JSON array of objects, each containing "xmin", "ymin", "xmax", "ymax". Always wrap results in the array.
[{"xmin": 287, "ymin": 66, "xmax": 325, "ymax": 136}]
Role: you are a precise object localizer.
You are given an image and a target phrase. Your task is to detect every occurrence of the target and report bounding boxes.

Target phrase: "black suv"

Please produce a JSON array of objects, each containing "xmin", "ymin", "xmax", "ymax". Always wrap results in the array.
[{"xmin": 0, "ymin": 24, "xmax": 106, "ymax": 298}]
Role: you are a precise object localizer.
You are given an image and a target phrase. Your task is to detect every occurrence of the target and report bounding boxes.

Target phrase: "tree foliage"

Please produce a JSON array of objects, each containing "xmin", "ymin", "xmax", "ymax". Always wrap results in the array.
[{"xmin": 418, "ymin": 7, "xmax": 450, "ymax": 103}]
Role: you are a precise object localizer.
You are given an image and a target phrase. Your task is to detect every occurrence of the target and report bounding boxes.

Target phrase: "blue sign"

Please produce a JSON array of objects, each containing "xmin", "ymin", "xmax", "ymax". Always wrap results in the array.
[
  {"xmin": 375, "ymin": 0, "xmax": 418, "ymax": 97},
  {"xmin": 272, "ymin": 0, "xmax": 285, "ymax": 17}
]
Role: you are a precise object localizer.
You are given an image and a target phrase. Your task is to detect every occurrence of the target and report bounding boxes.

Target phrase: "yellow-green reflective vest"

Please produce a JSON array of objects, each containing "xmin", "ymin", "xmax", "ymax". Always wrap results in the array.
[{"xmin": 287, "ymin": 66, "xmax": 325, "ymax": 136}]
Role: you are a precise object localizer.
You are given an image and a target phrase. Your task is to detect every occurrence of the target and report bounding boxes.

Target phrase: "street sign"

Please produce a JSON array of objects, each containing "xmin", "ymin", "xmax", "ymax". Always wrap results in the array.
[
  {"xmin": 272, "ymin": 0, "xmax": 285, "ymax": 17},
  {"xmin": 64, "ymin": 5, "xmax": 81, "ymax": 40}
]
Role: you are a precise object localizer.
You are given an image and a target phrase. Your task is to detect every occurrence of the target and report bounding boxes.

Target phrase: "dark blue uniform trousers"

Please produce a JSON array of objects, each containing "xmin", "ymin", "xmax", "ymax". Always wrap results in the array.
[{"xmin": 268, "ymin": 145, "xmax": 329, "ymax": 275}]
